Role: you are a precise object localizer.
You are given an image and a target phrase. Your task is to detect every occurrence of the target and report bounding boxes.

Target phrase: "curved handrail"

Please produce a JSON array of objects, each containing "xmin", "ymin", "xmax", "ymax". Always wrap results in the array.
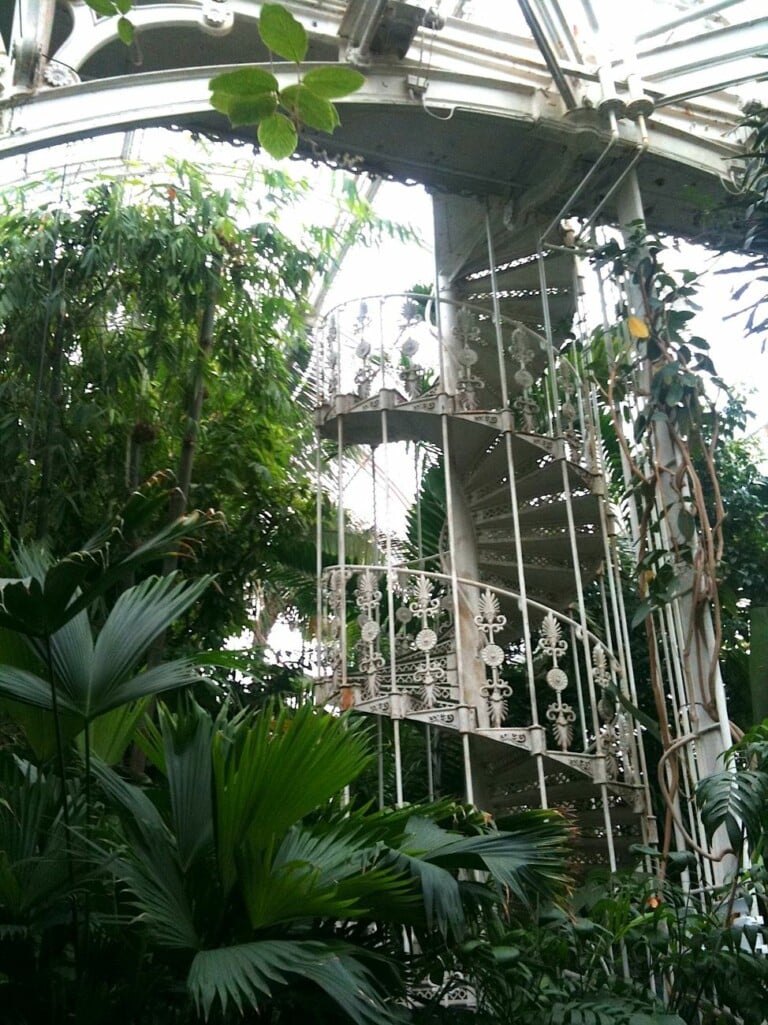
[{"xmin": 321, "ymin": 562, "xmax": 624, "ymax": 673}]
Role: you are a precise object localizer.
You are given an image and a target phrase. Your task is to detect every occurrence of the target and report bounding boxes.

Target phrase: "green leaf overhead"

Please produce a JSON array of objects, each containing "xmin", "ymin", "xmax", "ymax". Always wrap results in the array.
[
  {"xmin": 85, "ymin": 0, "xmax": 118, "ymax": 14},
  {"xmin": 228, "ymin": 94, "xmax": 279, "ymax": 127},
  {"xmin": 209, "ymin": 67, "xmax": 279, "ymax": 97},
  {"xmin": 259, "ymin": 3, "xmax": 308, "ymax": 62},
  {"xmin": 117, "ymin": 16, "xmax": 133, "ymax": 44},
  {"xmin": 302, "ymin": 66, "xmax": 366, "ymax": 99},
  {"xmin": 280, "ymin": 84, "xmax": 340, "ymax": 134},
  {"xmin": 258, "ymin": 112, "xmax": 298, "ymax": 159}
]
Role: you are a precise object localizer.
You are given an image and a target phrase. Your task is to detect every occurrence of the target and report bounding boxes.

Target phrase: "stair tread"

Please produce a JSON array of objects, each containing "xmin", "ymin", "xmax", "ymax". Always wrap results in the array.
[
  {"xmin": 456, "ymin": 250, "xmax": 575, "ymax": 297},
  {"xmin": 476, "ymin": 532, "xmax": 604, "ymax": 562},
  {"xmin": 463, "ymin": 432, "xmax": 551, "ymax": 489},
  {"xmin": 474, "ymin": 492, "xmax": 601, "ymax": 529},
  {"xmin": 469, "ymin": 457, "xmax": 597, "ymax": 510}
]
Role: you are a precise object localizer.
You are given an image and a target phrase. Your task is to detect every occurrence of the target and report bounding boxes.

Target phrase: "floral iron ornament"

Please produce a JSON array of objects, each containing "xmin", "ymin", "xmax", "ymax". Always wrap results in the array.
[
  {"xmin": 409, "ymin": 575, "xmax": 446, "ymax": 708},
  {"xmin": 355, "ymin": 570, "xmax": 385, "ymax": 699},
  {"xmin": 475, "ymin": 589, "xmax": 512, "ymax": 728},
  {"xmin": 538, "ymin": 612, "xmax": 576, "ymax": 751}
]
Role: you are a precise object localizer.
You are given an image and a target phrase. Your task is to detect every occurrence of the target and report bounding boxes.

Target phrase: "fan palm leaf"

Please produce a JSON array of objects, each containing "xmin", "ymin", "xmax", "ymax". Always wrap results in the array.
[
  {"xmin": 213, "ymin": 703, "xmax": 371, "ymax": 891},
  {"xmin": 0, "ymin": 573, "xmax": 212, "ymax": 723},
  {"xmin": 187, "ymin": 939, "xmax": 394, "ymax": 1025}
]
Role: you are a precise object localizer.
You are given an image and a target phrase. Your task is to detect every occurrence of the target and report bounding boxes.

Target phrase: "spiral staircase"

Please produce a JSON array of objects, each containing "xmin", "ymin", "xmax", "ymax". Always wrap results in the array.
[
  {"xmin": 4, "ymin": 0, "xmax": 758, "ymax": 886},
  {"xmin": 315, "ymin": 205, "xmax": 654, "ymax": 872}
]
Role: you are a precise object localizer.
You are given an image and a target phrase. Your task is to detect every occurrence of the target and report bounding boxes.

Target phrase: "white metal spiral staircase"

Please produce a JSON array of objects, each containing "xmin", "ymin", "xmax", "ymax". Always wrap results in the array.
[{"xmin": 314, "ymin": 224, "xmax": 652, "ymax": 869}]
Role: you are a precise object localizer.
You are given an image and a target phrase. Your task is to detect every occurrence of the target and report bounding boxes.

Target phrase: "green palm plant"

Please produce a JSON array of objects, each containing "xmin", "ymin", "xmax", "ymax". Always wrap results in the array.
[
  {"xmin": 0, "ymin": 479, "xmax": 216, "ymax": 760},
  {"xmin": 92, "ymin": 699, "xmax": 571, "ymax": 1023}
]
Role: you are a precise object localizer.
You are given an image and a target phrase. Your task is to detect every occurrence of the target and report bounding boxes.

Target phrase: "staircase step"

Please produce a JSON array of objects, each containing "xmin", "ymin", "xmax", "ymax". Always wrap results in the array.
[
  {"xmin": 464, "ymin": 432, "xmax": 551, "ymax": 489},
  {"xmin": 566, "ymin": 807, "xmax": 641, "ymax": 829},
  {"xmin": 474, "ymin": 492, "xmax": 601, "ymax": 531},
  {"xmin": 491, "ymin": 780, "xmax": 599, "ymax": 806},
  {"xmin": 476, "ymin": 558, "xmax": 589, "ymax": 601},
  {"xmin": 456, "ymin": 249, "xmax": 575, "ymax": 297},
  {"xmin": 469, "ymin": 458, "xmax": 597, "ymax": 511},
  {"xmin": 476, "ymin": 531, "xmax": 604, "ymax": 565}
]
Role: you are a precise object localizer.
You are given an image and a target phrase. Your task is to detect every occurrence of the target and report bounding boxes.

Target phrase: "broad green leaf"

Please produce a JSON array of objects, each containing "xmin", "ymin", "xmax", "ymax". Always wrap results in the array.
[
  {"xmin": 0, "ymin": 665, "xmax": 78, "ymax": 715},
  {"xmin": 209, "ymin": 67, "xmax": 279, "ymax": 97},
  {"xmin": 115, "ymin": 0, "xmax": 132, "ymax": 12},
  {"xmin": 159, "ymin": 702, "xmax": 214, "ymax": 872},
  {"xmin": 213, "ymin": 704, "xmax": 370, "ymax": 892},
  {"xmin": 78, "ymin": 698, "xmax": 151, "ymax": 765},
  {"xmin": 117, "ymin": 16, "xmax": 134, "ymax": 44},
  {"xmin": 631, "ymin": 598, "xmax": 653, "ymax": 630},
  {"xmin": 85, "ymin": 0, "xmax": 118, "ymax": 15},
  {"xmin": 302, "ymin": 66, "xmax": 366, "ymax": 99},
  {"xmin": 696, "ymin": 768, "xmax": 768, "ymax": 850},
  {"xmin": 259, "ymin": 4, "xmax": 308, "ymax": 63},
  {"xmin": 91, "ymin": 757, "xmax": 200, "ymax": 950},
  {"xmin": 281, "ymin": 84, "xmax": 339, "ymax": 134},
  {"xmin": 210, "ymin": 91, "xmax": 232, "ymax": 116},
  {"xmin": 258, "ymin": 113, "xmax": 298, "ymax": 159},
  {"xmin": 228, "ymin": 94, "xmax": 278, "ymax": 127},
  {"xmin": 0, "ymin": 699, "xmax": 81, "ymax": 762}
]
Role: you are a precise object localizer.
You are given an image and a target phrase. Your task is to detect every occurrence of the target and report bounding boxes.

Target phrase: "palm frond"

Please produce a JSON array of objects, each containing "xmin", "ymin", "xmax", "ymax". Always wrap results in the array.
[
  {"xmin": 431, "ymin": 809, "xmax": 572, "ymax": 906},
  {"xmin": 90, "ymin": 757, "xmax": 199, "ymax": 950},
  {"xmin": 78, "ymin": 698, "xmax": 151, "ymax": 765},
  {"xmin": 89, "ymin": 574, "xmax": 212, "ymax": 693},
  {"xmin": 187, "ymin": 939, "xmax": 396, "ymax": 1025},
  {"xmin": 213, "ymin": 704, "xmax": 371, "ymax": 892},
  {"xmin": 158, "ymin": 700, "xmax": 215, "ymax": 871}
]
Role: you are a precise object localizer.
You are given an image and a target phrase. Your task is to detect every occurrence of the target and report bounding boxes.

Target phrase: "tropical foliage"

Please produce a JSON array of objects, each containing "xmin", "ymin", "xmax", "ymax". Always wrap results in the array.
[
  {"xmin": 0, "ymin": 160, "xmax": 404, "ymax": 657},
  {"xmin": 460, "ymin": 867, "xmax": 768, "ymax": 1025},
  {"xmin": 0, "ymin": 517, "xmax": 574, "ymax": 1023},
  {"xmin": 209, "ymin": 5, "xmax": 365, "ymax": 159}
]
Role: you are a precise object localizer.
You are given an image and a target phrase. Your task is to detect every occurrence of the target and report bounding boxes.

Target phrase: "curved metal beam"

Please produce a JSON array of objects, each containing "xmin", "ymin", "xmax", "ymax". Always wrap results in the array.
[{"xmin": 0, "ymin": 62, "xmax": 741, "ymax": 175}]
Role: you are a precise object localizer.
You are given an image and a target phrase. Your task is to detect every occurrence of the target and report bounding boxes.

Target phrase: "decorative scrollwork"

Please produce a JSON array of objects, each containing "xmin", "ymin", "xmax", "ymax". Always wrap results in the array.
[
  {"xmin": 508, "ymin": 326, "xmax": 535, "ymax": 378},
  {"xmin": 406, "ymin": 574, "xmax": 447, "ymax": 709},
  {"xmin": 546, "ymin": 701, "xmax": 576, "ymax": 751},
  {"xmin": 560, "ymin": 361, "xmax": 583, "ymax": 461},
  {"xmin": 538, "ymin": 613, "xmax": 573, "ymax": 750},
  {"xmin": 324, "ymin": 317, "xmax": 339, "ymax": 397},
  {"xmin": 475, "ymin": 589, "xmax": 511, "ymax": 727},
  {"xmin": 513, "ymin": 395, "xmax": 541, "ymax": 432},
  {"xmin": 354, "ymin": 570, "xmax": 384, "ymax": 699},
  {"xmin": 592, "ymin": 643, "xmax": 632, "ymax": 781},
  {"xmin": 452, "ymin": 307, "xmax": 486, "ymax": 411},
  {"xmin": 538, "ymin": 612, "xmax": 568, "ymax": 663}
]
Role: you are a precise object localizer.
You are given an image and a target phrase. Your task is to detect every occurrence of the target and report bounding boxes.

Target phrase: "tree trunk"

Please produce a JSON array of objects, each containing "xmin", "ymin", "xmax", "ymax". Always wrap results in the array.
[{"xmin": 35, "ymin": 320, "xmax": 64, "ymax": 542}]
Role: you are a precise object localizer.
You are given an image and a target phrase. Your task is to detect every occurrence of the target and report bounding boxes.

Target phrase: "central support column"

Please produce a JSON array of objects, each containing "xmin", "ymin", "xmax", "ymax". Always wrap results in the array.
[{"xmin": 433, "ymin": 192, "xmax": 491, "ymax": 732}]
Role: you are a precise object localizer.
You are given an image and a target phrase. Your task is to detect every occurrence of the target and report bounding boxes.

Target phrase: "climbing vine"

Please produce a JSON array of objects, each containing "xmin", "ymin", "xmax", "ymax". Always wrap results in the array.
[{"xmin": 587, "ymin": 227, "xmax": 731, "ymax": 863}]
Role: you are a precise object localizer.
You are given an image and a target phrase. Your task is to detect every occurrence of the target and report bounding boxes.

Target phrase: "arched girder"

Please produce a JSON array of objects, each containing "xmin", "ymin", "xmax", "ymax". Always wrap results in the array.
[{"xmin": 0, "ymin": 59, "xmax": 745, "ymax": 251}]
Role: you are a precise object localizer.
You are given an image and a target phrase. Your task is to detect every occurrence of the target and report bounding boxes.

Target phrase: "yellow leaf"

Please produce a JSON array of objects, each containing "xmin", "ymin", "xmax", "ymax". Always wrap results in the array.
[{"xmin": 627, "ymin": 316, "xmax": 649, "ymax": 339}]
